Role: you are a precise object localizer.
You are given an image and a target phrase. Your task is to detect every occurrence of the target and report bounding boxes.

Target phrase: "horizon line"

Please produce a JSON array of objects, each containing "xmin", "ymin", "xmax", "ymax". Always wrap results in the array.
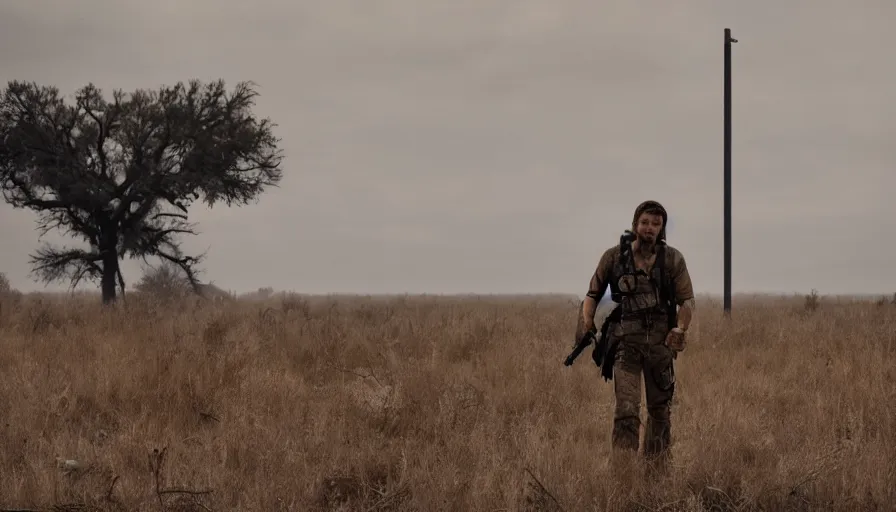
[{"xmin": 8, "ymin": 290, "xmax": 893, "ymax": 299}]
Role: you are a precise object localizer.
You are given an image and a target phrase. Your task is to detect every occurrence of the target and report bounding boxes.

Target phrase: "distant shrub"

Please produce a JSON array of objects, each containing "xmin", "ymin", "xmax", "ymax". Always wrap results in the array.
[
  {"xmin": 134, "ymin": 262, "xmax": 192, "ymax": 300},
  {"xmin": 804, "ymin": 288, "xmax": 820, "ymax": 312}
]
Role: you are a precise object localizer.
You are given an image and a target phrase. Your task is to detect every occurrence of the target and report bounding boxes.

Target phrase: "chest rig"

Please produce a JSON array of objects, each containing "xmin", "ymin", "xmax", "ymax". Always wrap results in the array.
[{"xmin": 607, "ymin": 231, "xmax": 675, "ymax": 328}]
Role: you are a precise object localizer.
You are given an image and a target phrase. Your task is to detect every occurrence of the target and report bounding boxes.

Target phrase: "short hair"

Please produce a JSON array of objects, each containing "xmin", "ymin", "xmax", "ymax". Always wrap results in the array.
[{"xmin": 632, "ymin": 200, "xmax": 667, "ymax": 241}]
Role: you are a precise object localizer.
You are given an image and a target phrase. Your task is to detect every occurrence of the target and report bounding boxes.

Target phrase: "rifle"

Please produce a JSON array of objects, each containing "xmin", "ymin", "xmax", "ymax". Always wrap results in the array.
[
  {"xmin": 563, "ymin": 302, "xmax": 621, "ymax": 370},
  {"xmin": 563, "ymin": 326, "xmax": 597, "ymax": 366}
]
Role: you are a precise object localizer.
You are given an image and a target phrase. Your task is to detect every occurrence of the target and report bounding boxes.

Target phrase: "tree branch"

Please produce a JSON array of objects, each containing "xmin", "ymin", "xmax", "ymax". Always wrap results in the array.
[
  {"xmin": 151, "ymin": 248, "xmax": 205, "ymax": 292},
  {"xmin": 76, "ymin": 87, "xmax": 110, "ymax": 180},
  {"xmin": 28, "ymin": 246, "xmax": 103, "ymax": 289}
]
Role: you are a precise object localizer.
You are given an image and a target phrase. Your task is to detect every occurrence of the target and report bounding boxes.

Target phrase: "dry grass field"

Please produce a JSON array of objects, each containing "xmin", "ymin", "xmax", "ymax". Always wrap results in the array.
[{"xmin": 0, "ymin": 291, "xmax": 894, "ymax": 511}]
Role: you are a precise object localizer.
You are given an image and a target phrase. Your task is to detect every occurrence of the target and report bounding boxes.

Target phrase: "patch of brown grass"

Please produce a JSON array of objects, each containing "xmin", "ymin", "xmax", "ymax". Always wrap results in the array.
[{"xmin": 0, "ymin": 292, "xmax": 894, "ymax": 511}]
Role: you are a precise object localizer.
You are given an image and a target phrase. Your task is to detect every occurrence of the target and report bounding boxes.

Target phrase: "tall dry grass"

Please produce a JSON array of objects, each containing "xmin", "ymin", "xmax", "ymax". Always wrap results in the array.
[{"xmin": 0, "ymin": 291, "xmax": 894, "ymax": 511}]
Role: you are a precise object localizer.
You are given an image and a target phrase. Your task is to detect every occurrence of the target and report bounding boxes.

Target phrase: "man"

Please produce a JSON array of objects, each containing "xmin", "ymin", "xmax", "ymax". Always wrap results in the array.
[{"xmin": 580, "ymin": 200, "xmax": 695, "ymax": 467}]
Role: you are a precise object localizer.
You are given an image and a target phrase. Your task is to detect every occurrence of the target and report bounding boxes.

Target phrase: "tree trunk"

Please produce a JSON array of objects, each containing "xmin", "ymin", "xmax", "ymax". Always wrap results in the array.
[
  {"xmin": 99, "ymin": 223, "xmax": 120, "ymax": 305},
  {"xmin": 101, "ymin": 250, "xmax": 119, "ymax": 305}
]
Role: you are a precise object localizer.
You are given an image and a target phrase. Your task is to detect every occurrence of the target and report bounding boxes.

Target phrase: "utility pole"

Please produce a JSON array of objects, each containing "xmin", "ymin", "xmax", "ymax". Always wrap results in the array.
[{"xmin": 724, "ymin": 28, "xmax": 737, "ymax": 316}]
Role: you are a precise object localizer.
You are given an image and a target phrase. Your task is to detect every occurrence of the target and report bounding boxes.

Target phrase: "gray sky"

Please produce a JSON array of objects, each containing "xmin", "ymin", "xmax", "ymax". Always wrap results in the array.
[{"xmin": 1, "ymin": 0, "xmax": 894, "ymax": 297}]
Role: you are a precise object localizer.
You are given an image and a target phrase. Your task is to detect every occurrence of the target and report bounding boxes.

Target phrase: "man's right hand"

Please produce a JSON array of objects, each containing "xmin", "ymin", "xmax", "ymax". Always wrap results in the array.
[
  {"xmin": 574, "ymin": 320, "xmax": 592, "ymax": 343},
  {"xmin": 581, "ymin": 296, "xmax": 599, "ymax": 331}
]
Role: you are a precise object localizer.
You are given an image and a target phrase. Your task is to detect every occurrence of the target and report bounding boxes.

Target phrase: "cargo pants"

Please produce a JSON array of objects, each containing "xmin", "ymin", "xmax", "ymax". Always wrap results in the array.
[{"xmin": 609, "ymin": 314, "xmax": 676, "ymax": 464}]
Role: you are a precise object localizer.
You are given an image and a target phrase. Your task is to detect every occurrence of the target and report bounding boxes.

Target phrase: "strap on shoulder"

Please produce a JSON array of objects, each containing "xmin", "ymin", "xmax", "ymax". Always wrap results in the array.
[{"xmin": 656, "ymin": 243, "xmax": 678, "ymax": 329}]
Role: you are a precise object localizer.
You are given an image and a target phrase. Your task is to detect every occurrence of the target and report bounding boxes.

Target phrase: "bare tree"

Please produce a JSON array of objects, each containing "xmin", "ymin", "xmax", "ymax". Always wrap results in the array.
[{"xmin": 0, "ymin": 79, "xmax": 284, "ymax": 304}]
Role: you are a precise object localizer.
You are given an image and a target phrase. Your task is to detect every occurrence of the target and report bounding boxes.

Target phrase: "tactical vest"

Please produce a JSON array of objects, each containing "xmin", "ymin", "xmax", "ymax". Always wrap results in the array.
[{"xmin": 608, "ymin": 242, "xmax": 675, "ymax": 323}]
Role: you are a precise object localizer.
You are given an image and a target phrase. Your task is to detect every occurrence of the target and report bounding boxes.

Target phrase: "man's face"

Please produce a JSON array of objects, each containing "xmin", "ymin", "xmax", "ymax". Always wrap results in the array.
[{"xmin": 635, "ymin": 212, "xmax": 664, "ymax": 244}]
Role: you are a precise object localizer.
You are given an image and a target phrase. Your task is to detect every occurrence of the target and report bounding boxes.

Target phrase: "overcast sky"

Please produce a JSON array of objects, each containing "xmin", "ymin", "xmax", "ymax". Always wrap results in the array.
[{"xmin": 1, "ymin": 1, "xmax": 894, "ymax": 297}]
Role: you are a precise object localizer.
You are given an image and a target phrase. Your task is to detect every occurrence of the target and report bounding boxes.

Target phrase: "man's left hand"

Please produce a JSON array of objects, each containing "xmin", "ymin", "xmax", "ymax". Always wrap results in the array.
[{"xmin": 665, "ymin": 327, "xmax": 687, "ymax": 352}]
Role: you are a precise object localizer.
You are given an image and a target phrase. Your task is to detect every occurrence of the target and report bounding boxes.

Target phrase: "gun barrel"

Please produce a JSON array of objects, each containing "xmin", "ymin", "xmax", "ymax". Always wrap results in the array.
[
  {"xmin": 562, "ymin": 331, "xmax": 595, "ymax": 367},
  {"xmin": 563, "ymin": 347, "xmax": 584, "ymax": 366}
]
